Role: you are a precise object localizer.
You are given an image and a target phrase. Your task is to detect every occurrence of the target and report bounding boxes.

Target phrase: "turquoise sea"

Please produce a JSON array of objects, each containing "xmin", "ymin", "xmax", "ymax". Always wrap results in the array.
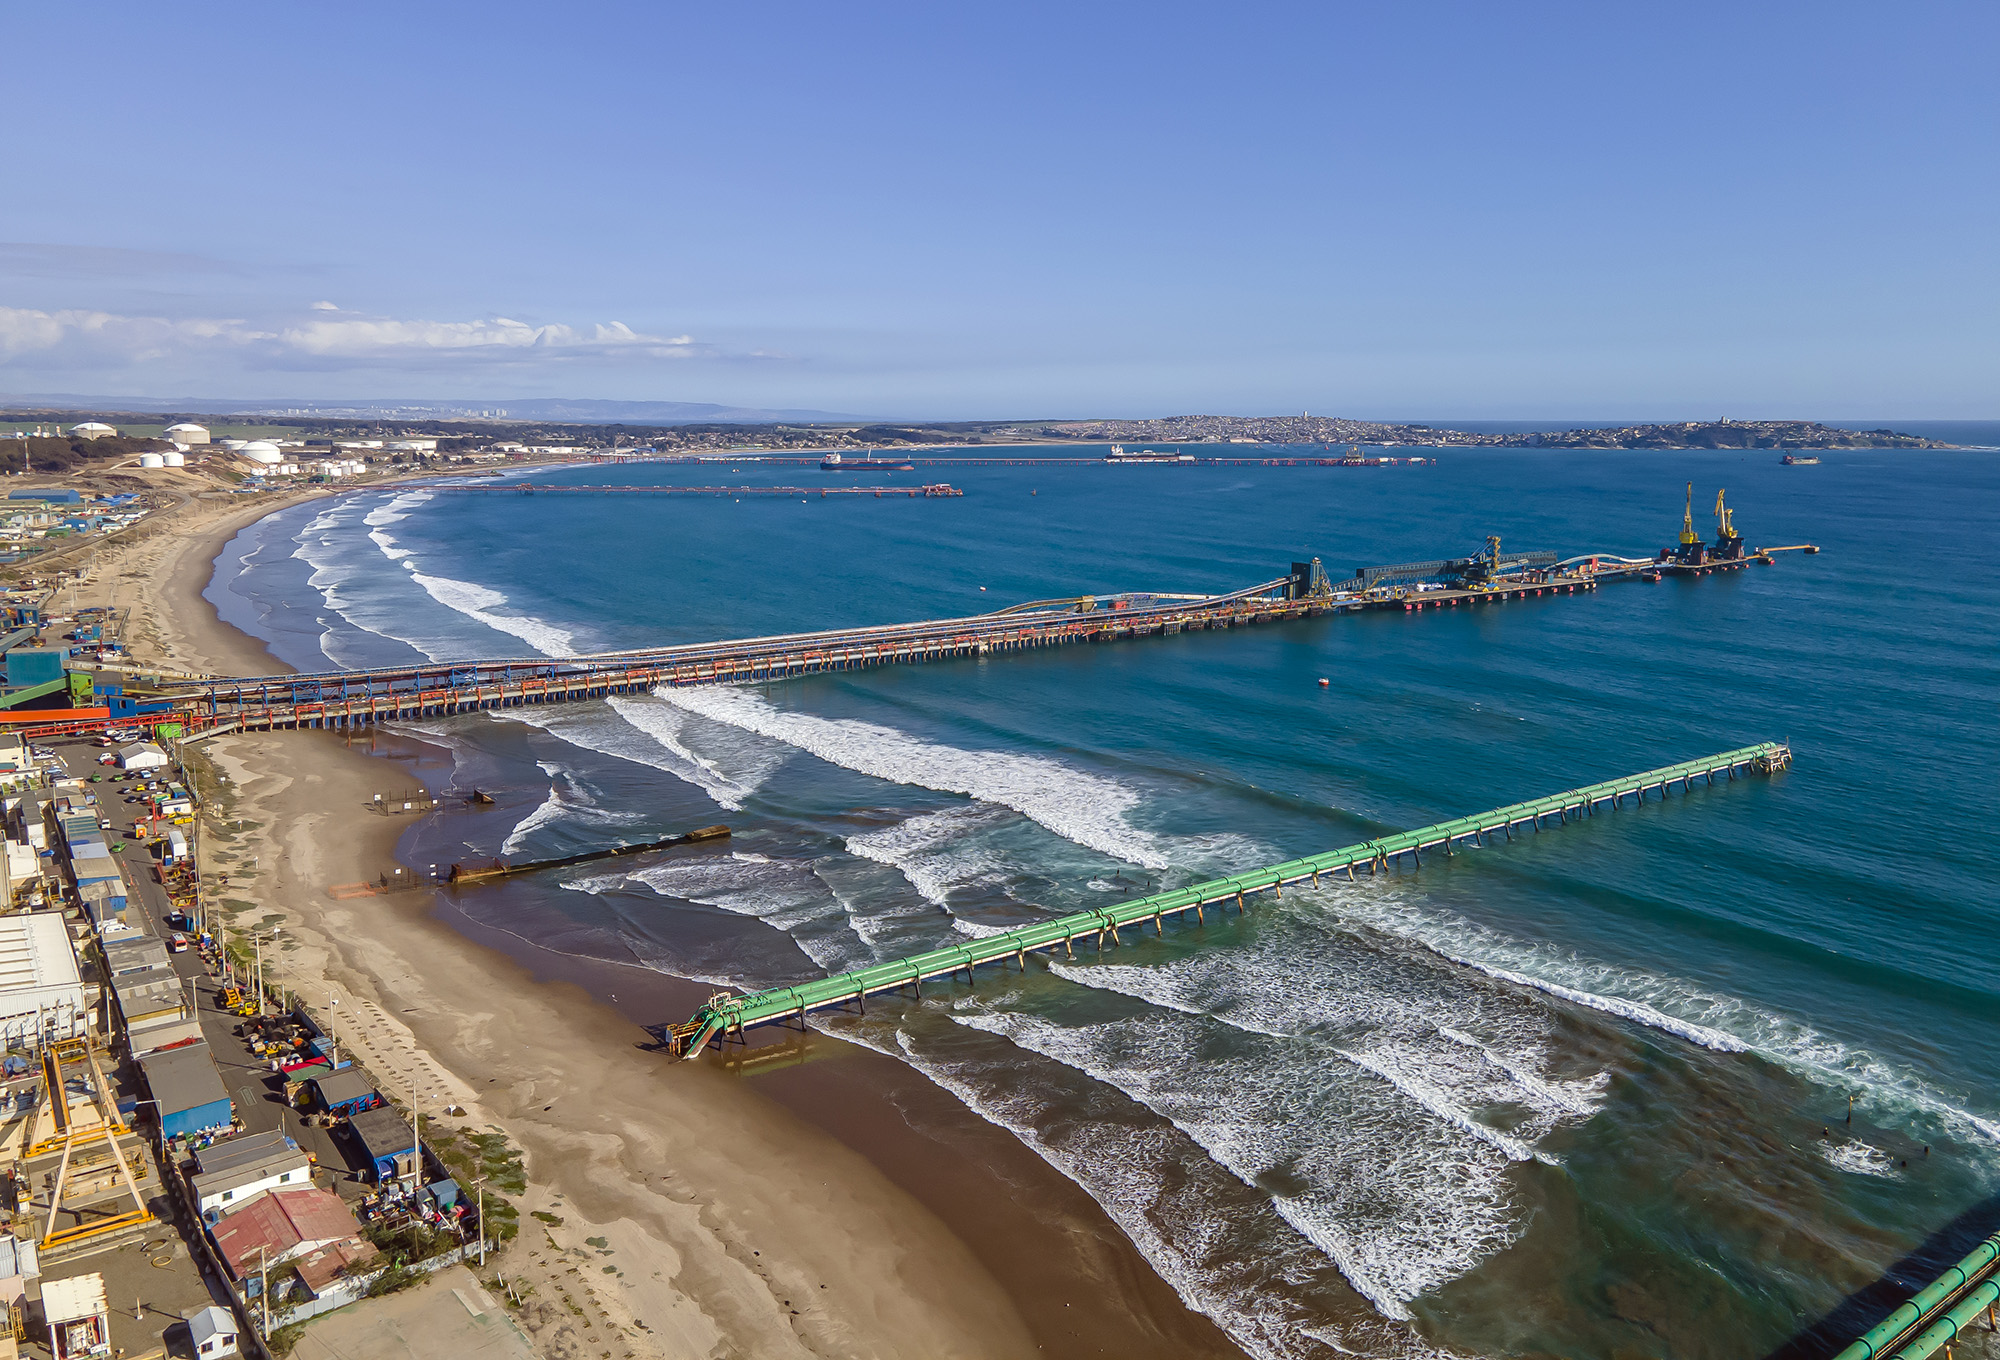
[{"xmin": 208, "ymin": 439, "xmax": 2000, "ymax": 1359}]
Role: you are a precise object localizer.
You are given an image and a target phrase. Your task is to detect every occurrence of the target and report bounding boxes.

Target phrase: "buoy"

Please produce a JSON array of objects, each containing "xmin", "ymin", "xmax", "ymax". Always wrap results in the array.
[
  {"xmin": 1318, "ymin": 678, "xmax": 1330, "ymax": 687},
  {"xmin": 979, "ymin": 586, "xmax": 987, "ymax": 591}
]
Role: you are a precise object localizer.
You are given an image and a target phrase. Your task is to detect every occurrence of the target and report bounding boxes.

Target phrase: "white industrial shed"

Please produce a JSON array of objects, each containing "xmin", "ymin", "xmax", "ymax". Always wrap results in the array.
[{"xmin": 0, "ymin": 911, "xmax": 88, "ymax": 1049}]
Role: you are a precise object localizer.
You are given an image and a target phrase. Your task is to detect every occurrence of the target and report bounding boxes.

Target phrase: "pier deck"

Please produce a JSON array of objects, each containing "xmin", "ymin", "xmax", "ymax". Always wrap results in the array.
[
  {"xmin": 140, "ymin": 548, "xmax": 1792, "ymax": 738},
  {"xmin": 666, "ymin": 742, "xmax": 1792, "ymax": 1058}
]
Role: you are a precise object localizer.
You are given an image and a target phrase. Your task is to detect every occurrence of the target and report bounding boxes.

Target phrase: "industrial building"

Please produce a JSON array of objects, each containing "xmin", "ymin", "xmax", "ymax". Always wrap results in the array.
[
  {"xmin": 347, "ymin": 1104, "xmax": 416, "ymax": 1181},
  {"xmin": 164, "ymin": 423, "xmax": 210, "ymax": 445},
  {"xmin": 210, "ymin": 1186, "xmax": 371, "ymax": 1285},
  {"xmin": 190, "ymin": 1130, "xmax": 314, "ymax": 1219},
  {"xmin": 0, "ymin": 911, "xmax": 88, "ymax": 1049},
  {"xmin": 307, "ymin": 1067, "xmax": 378, "ymax": 1115},
  {"xmin": 138, "ymin": 1041, "xmax": 231, "ymax": 1139}
]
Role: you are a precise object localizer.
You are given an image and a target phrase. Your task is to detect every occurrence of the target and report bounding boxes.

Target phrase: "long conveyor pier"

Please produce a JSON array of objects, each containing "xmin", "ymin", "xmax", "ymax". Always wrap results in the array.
[{"xmin": 667, "ymin": 741, "xmax": 1792, "ymax": 1058}]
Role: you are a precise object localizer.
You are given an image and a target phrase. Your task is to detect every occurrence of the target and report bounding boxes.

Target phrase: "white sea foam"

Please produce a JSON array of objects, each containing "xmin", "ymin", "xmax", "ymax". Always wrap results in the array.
[
  {"xmin": 503, "ymin": 772, "xmax": 567, "ymax": 856},
  {"xmin": 1050, "ymin": 929, "xmax": 1603, "ymax": 1169},
  {"xmin": 844, "ymin": 804, "xmax": 1013, "ymax": 905},
  {"xmin": 405, "ymin": 570, "xmax": 577, "ymax": 657},
  {"xmin": 567, "ymin": 853, "xmax": 875, "ymax": 975},
  {"xmin": 362, "ymin": 489, "xmax": 432, "ymax": 528},
  {"xmin": 952, "ymin": 1002, "xmax": 1525, "ymax": 1322},
  {"xmin": 1820, "ymin": 1138, "xmax": 1902, "ymax": 1179},
  {"xmin": 500, "ymin": 761, "xmax": 644, "ymax": 856},
  {"xmin": 656, "ymin": 687, "xmax": 1175, "ymax": 867},
  {"xmin": 1310, "ymin": 888, "xmax": 2000, "ymax": 1149},
  {"xmin": 500, "ymin": 698, "xmax": 779, "ymax": 811},
  {"xmin": 837, "ymin": 1024, "xmax": 1458, "ymax": 1360}
]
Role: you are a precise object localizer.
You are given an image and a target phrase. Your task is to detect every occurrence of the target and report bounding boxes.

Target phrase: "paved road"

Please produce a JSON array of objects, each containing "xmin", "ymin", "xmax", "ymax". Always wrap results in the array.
[{"xmin": 48, "ymin": 738, "xmax": 370, "ymax": 1193}]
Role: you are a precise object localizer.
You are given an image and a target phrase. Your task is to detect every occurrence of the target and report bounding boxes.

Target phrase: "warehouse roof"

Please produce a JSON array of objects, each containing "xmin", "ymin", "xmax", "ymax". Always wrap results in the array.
[
  {"xmin": 0, "ymin": 911, "xmax": 80, "ymax": 994},
  {"xmin": 140, "ymin": 1042, "xmax": 227, "ymax": 1114},
  {"xmin": 310, "ymin": 1068, "xmax": 374, "ymax": 1105},
  {"xmin": 348, "ymin": 1104, "xmax": 414, "ymax": 1159}
]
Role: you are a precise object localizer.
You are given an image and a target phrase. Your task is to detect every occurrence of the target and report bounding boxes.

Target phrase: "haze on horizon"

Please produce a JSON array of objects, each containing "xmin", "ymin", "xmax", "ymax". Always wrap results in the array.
[{"xmin": 2, "ymin": 2, "xmax": 1994, "ymax": 422}]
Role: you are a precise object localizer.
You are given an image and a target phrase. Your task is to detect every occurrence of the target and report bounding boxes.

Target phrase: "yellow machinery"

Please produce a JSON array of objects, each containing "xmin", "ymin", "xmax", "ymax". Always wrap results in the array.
[
  {"xmin": 1680, "ymin": 482, "xmax": 1700, "ymax": 548},
  {"xmin": 1712, "ymin": 488, "xmax": 1745, "ymax": 560},
  {"xmin": 32, "ymin": 1041, "xmax": 154, "ymax": 1252}
]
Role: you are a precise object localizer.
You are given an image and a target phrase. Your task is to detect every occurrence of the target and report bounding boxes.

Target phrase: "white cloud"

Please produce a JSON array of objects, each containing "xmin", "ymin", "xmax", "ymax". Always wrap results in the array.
[{"xmin": 0, "ymin": 303, "xmax": 705, "ymax": 367}]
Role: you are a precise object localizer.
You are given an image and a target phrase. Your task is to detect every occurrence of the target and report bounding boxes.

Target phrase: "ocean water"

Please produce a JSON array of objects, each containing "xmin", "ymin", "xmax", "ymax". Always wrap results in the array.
[{"xmin": 207, "ymin": 441, "xmax": 2000, "ymax": 1358}]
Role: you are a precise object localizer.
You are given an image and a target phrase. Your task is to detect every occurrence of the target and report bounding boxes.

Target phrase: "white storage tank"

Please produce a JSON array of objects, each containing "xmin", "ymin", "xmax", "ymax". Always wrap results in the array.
[
  {"xmin": 162, "ymin": 450, "xmax": 186, "ymax": 467},
  {"xmin": 240, "ymin": 441, "xmax": 282, "ymax": 465},
  {"xmin": 138, "ymin": 453, "xmax": 165, "ymax": 469},
  {"xmin": 165, "ymin": 422, "xmax": 210, "ymax": 445}
]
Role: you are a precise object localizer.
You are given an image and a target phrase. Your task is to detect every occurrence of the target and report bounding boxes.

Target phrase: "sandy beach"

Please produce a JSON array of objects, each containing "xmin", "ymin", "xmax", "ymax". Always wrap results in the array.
[{"xmin": 64, "ymin": 482, "xmax": 1240, "ymax": 1359}]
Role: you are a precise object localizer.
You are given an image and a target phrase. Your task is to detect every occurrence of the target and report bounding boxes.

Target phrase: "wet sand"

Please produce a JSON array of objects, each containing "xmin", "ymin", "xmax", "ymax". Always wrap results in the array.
[{"xmin": 92, "ymin": 485, "xmax": 1243, "ymax": 1357}]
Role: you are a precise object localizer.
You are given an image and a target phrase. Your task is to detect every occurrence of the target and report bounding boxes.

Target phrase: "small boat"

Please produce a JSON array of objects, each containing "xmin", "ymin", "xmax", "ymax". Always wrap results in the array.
[{"xmin": 1781, "ymin": 454, "xmax": 1821, "ymax": 465}]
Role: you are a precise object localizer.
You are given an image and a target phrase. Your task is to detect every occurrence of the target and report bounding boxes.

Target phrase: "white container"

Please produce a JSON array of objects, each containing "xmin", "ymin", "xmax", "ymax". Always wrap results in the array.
[
  {"xmin": 138, "ymin": 453, "xmax": 165, "ymax": 469},
  {"xmin": 162, "ymin": 450, "xmax": 185, "ymax": 467}
]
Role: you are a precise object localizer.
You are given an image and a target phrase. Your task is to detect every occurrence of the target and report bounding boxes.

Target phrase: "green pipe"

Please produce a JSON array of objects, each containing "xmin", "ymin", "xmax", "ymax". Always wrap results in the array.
[
  {"xmin": 1890, "ymin": 1279, "xmax": 1999, "ymax": 1360},
  {"xmin": 1835, "ymin": 1233, "xmax": 2000, "ymax": 1360},
  {"xmin": 676, "ymin": 742, "xmax": 1788, "ymax": 1056}
]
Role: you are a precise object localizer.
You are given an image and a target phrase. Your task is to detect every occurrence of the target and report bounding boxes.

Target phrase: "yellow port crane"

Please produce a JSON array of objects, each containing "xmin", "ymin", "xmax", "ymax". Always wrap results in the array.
[
  {"xmin": 1679, "ymin": 482, "xmax": 1700, "ymax": 547},
  {"xmin": 1714, "ymin": 488, "xmax": 1739, "ymax": 546}
]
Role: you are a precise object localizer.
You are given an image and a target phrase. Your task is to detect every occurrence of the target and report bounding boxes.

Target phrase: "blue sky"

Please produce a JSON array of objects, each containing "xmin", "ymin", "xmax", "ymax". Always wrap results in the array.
[{"xmin": 2, "ymin": 2, "xmax": 1993, "ymax": 419}]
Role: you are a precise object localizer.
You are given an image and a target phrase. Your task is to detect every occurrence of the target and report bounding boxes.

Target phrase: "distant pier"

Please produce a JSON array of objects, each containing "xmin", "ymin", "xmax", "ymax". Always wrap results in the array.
[{"xmin": 423, "ymin": 482, "xmax": 965, "ymax": 498}]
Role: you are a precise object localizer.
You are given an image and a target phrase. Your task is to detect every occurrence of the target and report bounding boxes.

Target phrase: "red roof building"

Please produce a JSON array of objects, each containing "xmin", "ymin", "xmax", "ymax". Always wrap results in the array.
[{"xmin": 210, "ymin": 1186, "xmax": 374, "ymax": 1286}]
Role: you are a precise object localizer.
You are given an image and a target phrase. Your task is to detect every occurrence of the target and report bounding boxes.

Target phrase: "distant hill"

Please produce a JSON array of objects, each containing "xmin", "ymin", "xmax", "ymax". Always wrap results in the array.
[
  {"xmin": 0, "ymin": 393, "xmax": 862, "ymax": 425},
  {"xmin": 1049, "ymin": 415, "xmax": 1954, "ymax": 449}
]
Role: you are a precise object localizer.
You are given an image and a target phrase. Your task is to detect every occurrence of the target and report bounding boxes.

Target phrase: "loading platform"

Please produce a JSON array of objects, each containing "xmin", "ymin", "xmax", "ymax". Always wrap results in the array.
[{"xmin": 665, "ymin": 742, "xmax": 1792, "ymax": 1058}]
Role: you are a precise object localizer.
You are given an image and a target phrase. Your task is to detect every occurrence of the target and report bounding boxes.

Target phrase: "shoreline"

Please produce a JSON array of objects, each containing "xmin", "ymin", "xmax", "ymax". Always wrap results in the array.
[{"xmin": 104, "ymin": 484, "xmax": 1244, "ymax": 1357}]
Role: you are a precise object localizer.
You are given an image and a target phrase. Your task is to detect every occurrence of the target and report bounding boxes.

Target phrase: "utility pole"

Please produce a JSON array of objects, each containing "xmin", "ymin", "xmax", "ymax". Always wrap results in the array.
[
  {"xmin": 476, "ymin": 1178, "xmax": 486, "ymax": 1266},
  {"xmin": 258, "ymin": 1245, "xmax": 269, "ymax": 1333}
]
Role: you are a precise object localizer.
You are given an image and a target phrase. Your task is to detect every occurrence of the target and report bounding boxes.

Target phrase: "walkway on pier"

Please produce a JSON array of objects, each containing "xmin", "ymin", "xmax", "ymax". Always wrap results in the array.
[
  {"xmin": 668, "ymin": 742, "xmax": 1792, "ymax": 1057},
  {"xmin": 164, "ymin": 574, "xmax": 1307, "ymax": 733}
]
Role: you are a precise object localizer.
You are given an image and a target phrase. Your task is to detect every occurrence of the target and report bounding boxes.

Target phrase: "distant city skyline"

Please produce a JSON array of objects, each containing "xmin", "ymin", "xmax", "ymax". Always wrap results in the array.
[{"xmin": 2, "ymin": 2, "xmax": 1994, "ymax": 419}]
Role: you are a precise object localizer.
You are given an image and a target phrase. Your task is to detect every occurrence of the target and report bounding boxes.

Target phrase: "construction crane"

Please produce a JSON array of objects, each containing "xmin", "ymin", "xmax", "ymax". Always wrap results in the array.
[{"xmin": 1680, "ymin": 482, "xmax": 1700, "ymax": 548}]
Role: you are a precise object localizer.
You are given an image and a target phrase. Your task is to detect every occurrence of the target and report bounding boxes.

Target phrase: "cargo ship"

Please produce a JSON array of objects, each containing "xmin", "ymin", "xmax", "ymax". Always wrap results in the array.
[
  {"xmin": 821, "ymin": 451, "xmax": 914, "ymax": 471},
  {"xmin": 1105, "ymin": 444, "xmax": 1195, "ymax": 464}
]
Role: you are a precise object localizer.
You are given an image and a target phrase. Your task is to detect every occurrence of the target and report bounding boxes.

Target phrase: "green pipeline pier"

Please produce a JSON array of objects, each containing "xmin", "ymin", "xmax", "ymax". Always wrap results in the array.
[
  {"xmin": 668, "ymin": 741, "xmax": 1792, "ymax": 1058},
  {"xmin": 1834, "ymin": 1229, "xmax": 2000, "ymax": 1360}
]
